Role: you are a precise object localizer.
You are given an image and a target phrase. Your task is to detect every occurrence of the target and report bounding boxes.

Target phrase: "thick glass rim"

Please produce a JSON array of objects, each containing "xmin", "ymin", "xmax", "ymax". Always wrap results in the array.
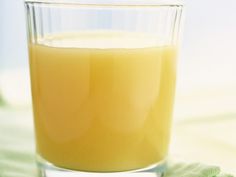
[{"xmin": 24, "ymin": 0, "xmax": 184, "ymax": 7}]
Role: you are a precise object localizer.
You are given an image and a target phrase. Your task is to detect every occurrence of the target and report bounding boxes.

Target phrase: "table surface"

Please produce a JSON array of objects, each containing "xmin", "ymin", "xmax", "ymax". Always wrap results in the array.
[
  {"xmin": 170, "ymin": 114, "xmax": 236, "ymax": 175},
  {"xmin": 0, "ymin": 107, "xmax": 235, "ymax": 176}
]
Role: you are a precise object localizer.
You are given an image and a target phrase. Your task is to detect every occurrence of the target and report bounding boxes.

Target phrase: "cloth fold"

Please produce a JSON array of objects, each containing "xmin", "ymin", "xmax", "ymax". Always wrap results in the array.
[{"xmin": 166, "ymin": 162, "xmax": 234, "ymax": 177}]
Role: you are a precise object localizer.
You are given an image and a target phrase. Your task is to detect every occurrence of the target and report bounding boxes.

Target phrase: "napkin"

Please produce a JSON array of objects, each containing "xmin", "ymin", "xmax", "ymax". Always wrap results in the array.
[{"xmin": 165, "ymin": 162, "xmax": 234, "ymax": 177}]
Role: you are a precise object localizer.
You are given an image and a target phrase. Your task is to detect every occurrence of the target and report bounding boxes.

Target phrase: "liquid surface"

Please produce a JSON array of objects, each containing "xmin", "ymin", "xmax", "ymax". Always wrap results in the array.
[{"xmin": 29, "ymin": 32, "xmax": 177, "ymax": 172}]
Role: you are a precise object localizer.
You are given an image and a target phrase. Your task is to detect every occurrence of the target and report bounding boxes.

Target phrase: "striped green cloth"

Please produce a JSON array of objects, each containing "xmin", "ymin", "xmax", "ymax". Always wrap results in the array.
[
  {"xmin": 0, "ymin": 108, "xmax": 234, "ymax": 177},
  {"xmin": 165, "ymin": 163, "xmax": 233, "ymax": 177}
]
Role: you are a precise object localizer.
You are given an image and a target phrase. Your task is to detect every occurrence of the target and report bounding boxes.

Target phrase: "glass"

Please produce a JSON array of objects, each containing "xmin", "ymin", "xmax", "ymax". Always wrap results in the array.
[{"xmin": 24, "ymin": 0, "xmax": 183, "ymax": 177}]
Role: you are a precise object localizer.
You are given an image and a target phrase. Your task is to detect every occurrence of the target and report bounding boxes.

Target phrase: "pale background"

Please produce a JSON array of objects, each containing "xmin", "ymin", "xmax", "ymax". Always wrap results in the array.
[{"xmin": 0, "ymin": 0, "xmax": 236, "ymax": 174}]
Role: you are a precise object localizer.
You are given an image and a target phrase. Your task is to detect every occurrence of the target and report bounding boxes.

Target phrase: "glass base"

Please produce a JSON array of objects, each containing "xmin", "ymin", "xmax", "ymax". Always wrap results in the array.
[{"xmin": 37, "ymin": 155, "xmax": 166, "ymax": 177}]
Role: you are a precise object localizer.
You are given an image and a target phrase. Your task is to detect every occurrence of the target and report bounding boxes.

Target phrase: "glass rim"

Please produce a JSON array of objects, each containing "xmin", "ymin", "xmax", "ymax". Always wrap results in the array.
[{"xmin": 24, "ymin": 0, "xmax": 184, "ymax": 7}]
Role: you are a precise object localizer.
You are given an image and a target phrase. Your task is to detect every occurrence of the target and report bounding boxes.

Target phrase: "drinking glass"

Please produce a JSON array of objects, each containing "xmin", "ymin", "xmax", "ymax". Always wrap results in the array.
[{"xmin": 24, "ymin": 0, "xmax": 183, "ymax": 177}]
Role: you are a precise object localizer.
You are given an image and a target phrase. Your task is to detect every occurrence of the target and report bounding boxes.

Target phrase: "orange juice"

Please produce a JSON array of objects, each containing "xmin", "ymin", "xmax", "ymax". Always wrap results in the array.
[{"xmin": 29, "ymin": 32, "xmax": 177, "ymax": 172}]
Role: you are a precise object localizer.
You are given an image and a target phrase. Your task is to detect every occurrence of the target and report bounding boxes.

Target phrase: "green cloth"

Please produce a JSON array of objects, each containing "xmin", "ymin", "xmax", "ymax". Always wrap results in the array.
[
  {"xmin": 166, "ymin": 163, "xmax": 233, "ymax": 177},
  {"xmin": 0, "ymin": 108, "xmax": 234, "ymax": 177}
]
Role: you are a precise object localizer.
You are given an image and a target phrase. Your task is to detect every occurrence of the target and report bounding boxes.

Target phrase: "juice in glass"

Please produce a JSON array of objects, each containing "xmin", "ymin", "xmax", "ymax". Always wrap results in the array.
[{"xmin": 29, "ymin": 32, "xmax": 177, "ymax": 172}]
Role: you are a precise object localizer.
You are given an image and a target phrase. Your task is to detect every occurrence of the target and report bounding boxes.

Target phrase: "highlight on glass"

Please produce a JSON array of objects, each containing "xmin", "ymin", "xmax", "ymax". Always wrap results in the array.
[{"xmin": 24, "ymin": 0, "xmax": 183, "ymax": 176}]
